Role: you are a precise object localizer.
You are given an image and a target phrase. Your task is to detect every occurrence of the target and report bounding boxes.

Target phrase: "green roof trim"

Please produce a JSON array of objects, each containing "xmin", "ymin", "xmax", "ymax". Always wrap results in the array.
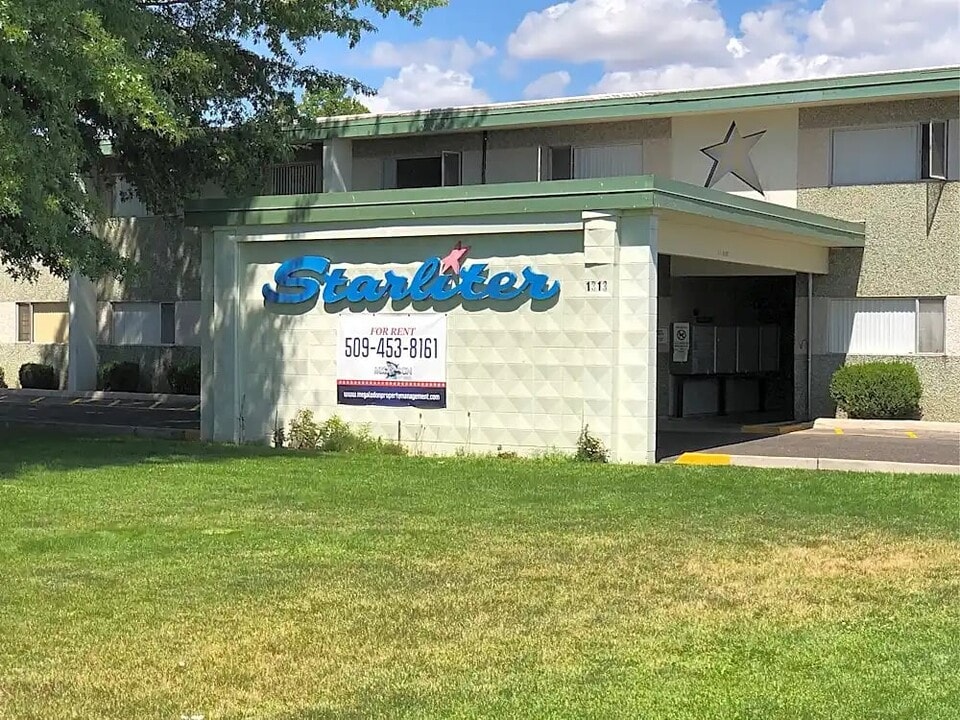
[
  {"xmin": 295, "ymin": 66, "xmax": 959, "ymax": 140},
  {"xmin": 185, "ymin": 175, "xmax": 865, "ymax": 247}
]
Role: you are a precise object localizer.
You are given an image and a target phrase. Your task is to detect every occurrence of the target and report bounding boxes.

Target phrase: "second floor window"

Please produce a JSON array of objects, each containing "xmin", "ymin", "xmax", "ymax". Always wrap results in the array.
[{"xmin": 831, "ymin": 121, "xmax": 951, "ymax": 186}]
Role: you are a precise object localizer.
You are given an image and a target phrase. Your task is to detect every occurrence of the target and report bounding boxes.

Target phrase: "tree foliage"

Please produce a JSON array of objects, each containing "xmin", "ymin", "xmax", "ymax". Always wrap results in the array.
[
  {"xmin": 0, "ymin": 0, "xmax": 442, "ymax": 280},
  {"xmin": 299, "ymin": 85, "xmax": 370, "ymax": 118}
]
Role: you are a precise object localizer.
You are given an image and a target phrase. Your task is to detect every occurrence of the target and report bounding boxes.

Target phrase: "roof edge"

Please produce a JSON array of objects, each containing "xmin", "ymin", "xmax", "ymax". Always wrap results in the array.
[
  {"xmin": 293, "ymin": 65, "xmax": 959, "ymax": 140},
  {"xmin": 185, "ymin": 176, "xmax": 865, "ymax": 247}
]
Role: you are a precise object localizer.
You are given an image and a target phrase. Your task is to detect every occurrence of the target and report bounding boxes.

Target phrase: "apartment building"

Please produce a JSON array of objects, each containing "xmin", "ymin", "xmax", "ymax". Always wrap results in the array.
[{"xmin": 4, "ymin": 66, "xmax": 958, "ymax": 461}]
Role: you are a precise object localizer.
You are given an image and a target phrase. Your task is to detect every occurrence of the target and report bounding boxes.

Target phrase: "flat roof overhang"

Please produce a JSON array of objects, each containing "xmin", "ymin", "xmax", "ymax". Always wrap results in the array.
[
  {"xmin": 186, "ymin": 176, "xmax": 865, "ymax": 275},
  {"xmin": 294, "ymin": 66, "xmax": 959, "ymax": 141}
]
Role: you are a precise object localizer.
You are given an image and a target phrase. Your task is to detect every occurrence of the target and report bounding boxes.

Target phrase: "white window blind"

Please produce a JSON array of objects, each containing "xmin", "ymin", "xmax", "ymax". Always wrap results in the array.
[
  {"xmin": 111, "ymin": 178, "xmax": 150, "ymax": 217},
  {"xmin": 574, "ymin": 143, "xmax": 643, "ymax": 179},
  {"xmin": 831, "ymin": 126, "xmax": 918, "ymax": 186},
  {"xmin": 112, "ymin": 303, "xmax": 161, "ymax": 346},
  {"xmin": 828, "ymin": 298, "xmax": 945, "ymax": 355}
]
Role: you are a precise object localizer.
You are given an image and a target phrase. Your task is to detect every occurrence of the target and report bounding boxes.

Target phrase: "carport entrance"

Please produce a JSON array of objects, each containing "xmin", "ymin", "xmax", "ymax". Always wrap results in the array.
[{"xmin": 658, "ymin": 255, "xmax": 796, "ymax": 422}]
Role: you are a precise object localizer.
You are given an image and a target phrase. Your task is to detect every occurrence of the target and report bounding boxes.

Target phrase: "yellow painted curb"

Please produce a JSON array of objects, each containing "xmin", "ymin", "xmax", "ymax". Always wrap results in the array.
[{"xmin": 675, "ymin": 453, "xmax": 732, "ymax": 466}]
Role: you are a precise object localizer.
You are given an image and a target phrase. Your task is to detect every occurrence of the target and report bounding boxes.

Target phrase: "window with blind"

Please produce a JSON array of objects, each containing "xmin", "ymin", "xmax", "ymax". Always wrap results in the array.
[
  {"xmin": 112, "ymin": 303, "xmax": 161, "ymax": 346},
  {"xmin": 16, "ymin": 303, "xmax": 69, "ymax": 343},
  {"xmin": 16, "ymin": 303, "xmax": 31, "ymax": 342},
  {"xmin": 574, "ymin": 143, "xmax": 643, "ymax": 179},
  {"xmin": 831, "ymin": 121, "xmax": 951, "ymax": 186},
  {"xmin": 545, "ymin": 143, "xmax": 643, "ymax": 181},
  {"xmin": 828, "ymin": 298, "xmax": 945, "ymax": 355}
]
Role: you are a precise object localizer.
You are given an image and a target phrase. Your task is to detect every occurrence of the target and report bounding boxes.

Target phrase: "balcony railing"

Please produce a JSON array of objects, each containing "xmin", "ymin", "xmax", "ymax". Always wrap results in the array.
[{"xmin": 267, "ymin": 162, "xmax": 322, "ymax": 195}]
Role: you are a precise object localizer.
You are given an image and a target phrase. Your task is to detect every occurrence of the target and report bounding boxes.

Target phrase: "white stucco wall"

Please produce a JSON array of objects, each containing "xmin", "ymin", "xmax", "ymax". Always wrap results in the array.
[
  {"xmin": 205, "ymin": 212, "xmax": 659, "ymax": 462},
  {"xmin": 671, "ymin": 108, "xmax": 799, "ymax": 208}
]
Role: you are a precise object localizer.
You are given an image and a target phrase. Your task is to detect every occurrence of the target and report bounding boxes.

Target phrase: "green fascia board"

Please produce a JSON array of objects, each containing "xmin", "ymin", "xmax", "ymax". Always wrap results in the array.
[
  {"xmin": 295, "ymin": 66, "xmax": 960, "ymax": 140},
  {"xmin": 185, "ymin": 175, "xmax": 865, "ymax": 246}
]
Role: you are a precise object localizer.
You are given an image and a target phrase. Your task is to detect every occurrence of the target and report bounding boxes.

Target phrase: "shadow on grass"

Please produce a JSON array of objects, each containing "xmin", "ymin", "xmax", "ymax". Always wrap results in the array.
[{"xmin": 0, "ymin": 428, "xmax": 274, "ymax": 480}]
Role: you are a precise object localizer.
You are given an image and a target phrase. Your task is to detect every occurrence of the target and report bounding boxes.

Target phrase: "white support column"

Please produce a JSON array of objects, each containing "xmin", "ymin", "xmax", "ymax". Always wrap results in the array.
[
  {"xmin": 67, "ymin": 273, "xmax": 97, "ymax": 391},
  {"xmin": 200, "ymin": 229, "xmax": 215, "ymax": 440},
  {"xmin": 613, "ymin": 213, "xmax": 659, "ymax": 464},
  {"xmin": 581, "ymin": 211, "xmax": 620, "ymax": 459},
  {"xmin": 322, "ymin": 138, "xmax": 353, "ymax": 193},
  {"xmin": 211, "ymin": 232, "xmax": 240, "ymax": 443}
]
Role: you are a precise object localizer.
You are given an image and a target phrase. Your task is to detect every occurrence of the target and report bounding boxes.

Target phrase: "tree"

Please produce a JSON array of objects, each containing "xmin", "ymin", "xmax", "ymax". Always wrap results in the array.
[
  {"xmin": 0, "ymin": 0, "xmax": 443, "ymax": 281},
  {"xmin": 299, "ymin": 86, "xmax": 370, "ymax": 118}
]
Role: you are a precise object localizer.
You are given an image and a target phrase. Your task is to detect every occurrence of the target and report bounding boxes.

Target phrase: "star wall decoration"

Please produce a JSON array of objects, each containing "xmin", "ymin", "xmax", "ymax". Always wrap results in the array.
[
  {"xmin": 700, "ymin": 121, "xmax": 767, "ymax": 195},
  {"xmin": 439, "ymin": 241, "xmax": 470, "ymax": 277}
]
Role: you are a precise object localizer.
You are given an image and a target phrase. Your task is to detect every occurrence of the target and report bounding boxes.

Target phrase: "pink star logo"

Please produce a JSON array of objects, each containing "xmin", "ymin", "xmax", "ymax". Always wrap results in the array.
[{"xmin": 438, "ymin": 241, "xmax": 471, "ymax": 277}]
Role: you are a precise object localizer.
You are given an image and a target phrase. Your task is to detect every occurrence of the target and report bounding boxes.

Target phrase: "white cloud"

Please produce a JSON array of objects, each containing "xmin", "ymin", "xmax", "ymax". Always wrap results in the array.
[
  {"xmin": 362, "ymin": 64, "xmax": 491, "ymax": 113},
  {"xmin": 505, "ymin": 0, "xmax": 959, "ymax": 95},
  {"xmin": 368, "ymin": 37, "xmax": 496, "ymax": 72},
  {"xmin": 508, "ymin": 0, "xmax": 730, "ymax": 68},
  {"xmin": 523, "ymin": 71, "xmax": 572, "ymax": 99}
]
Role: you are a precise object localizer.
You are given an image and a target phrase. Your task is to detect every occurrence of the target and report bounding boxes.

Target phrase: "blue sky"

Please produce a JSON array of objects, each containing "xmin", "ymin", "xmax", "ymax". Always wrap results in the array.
[{"xmin": 300, "ymin": 0, "xmax": 956, "ymax": 112}]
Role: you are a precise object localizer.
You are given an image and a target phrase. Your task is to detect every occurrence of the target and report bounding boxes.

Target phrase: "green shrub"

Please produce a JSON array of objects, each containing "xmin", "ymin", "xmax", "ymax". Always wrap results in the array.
[
  {"xmin": 0, "ymin": 367, "xmax": 6, "ymax": 389},
  {"xmin": 575, "ymin": 425, "xmax": 608, "ymax": 463},
  {"xmin": 829, "ymin": 361, "xmax": 922, "ymax": 419},
  {"xmin": 19, "ymin": 363, "xmax": 57, "ymax": 390},
  {"xmin": 288, "ymin": 409, "xmax": 321, "ymax": 450},
  {"xmin": 98, "ymin": 361, "xmax": 142, "ymax": 392},
  {"xmin": 287, "ymin": 411, "xmax": 406, "ymax": 455},
  {"xmin": 167, "ymin": 362, "xmax": 200, "ymax": 395}
]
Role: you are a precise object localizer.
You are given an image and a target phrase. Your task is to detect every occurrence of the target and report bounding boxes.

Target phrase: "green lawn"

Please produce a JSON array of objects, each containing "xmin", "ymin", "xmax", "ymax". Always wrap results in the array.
[{"xmin": 0, "ymin": 433, "xmax": 957, "ymax": 719}]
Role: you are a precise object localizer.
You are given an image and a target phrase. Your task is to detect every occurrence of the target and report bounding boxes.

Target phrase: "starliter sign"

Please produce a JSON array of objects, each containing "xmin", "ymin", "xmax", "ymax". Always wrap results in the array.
[{"xmin": 262, "ymin": 242, "xmax": 560, "ymax": 306}]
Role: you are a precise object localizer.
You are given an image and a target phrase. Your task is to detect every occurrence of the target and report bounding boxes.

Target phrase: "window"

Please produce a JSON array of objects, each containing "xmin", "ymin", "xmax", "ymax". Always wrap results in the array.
[
  {"xmin": 831, "ymin": 126, "xmax": 918, "ymax": 186},
  {"xmin": 16, "ymin": 303, "xmax": 31, "ymax": 342},
  {"xmin": 16, "ymin": 303, "xmax": 69, "ymax": 344},
  {"xmin": 828, "ymin": 298, "xmax": 945, "ymax": 355},
  {"xmin": 543, "ymin": 143, "xmax": 642, "ymax": 181},
  {"xmin": 109, "ymin": 177, "xmax": 150, "ymax": 217},
  {"xmin": 921, "ymin": 121, "xmax": 947, "ymax": 180},
  {"xmin": 395, "ymin": 153, "xmax": 462, "ymax": 189},
  {"xmin": 112, "ymin": 303, "xmax": 161, "ymax": 346},
  {"xmin": 549, "ymin": 146, "xmax": 573, "ymax": 180},
  {"xmin": 268, "ymin": 162, "xmax": 321, "ymax": 195},
  {"xmin": 918, "ymin": 298, "xmax": 946, "ymax": 354},
  {"xmin": 160, "ymin": 303, "xmax": 176, "ymax": 346},
  {"xmin": 442, "ymin": 151, "xmax": 462, "ymax": 187},
  {"xmin": 831, "ymin": 121, "xmax": 951, "ymax": 186},
  {"xmin": 574, "ymin": 143, "xmax": 643, "ymax": 179}
]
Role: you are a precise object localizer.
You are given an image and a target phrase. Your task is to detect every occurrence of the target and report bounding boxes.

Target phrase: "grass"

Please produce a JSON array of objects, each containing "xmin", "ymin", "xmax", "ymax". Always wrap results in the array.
[{"xmin": 0, "ymin": 432, "xmax": 957, "ymax": 719}]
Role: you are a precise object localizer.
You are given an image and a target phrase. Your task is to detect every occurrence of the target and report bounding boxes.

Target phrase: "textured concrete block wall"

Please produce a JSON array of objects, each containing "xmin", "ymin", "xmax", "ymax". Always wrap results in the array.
[
  {"xmin": 796, "ymin": 97, "xmax": 960, "ymax": 421},
  {"xmin": 212, "ymin": 214, "xmax": 658, "ymax": 461}
]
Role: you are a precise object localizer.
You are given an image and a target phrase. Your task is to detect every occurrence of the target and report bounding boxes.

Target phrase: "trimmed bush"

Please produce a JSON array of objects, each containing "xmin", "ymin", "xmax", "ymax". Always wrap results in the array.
[
  {"xmin": 829, "ymin": 361, "xmax": 922, "ymax": 419},
  {"xmin": 19, "ymin": 363, "xmax": 57, "ymax": 390},
  {"xmin": 167, "ymin": 362, "xmax": 200, "ymax": 395},
  {"xmin": 98, "ymin": 361, "xmax": 142, "ymax": 393},
  {"xmin": 0, "ymin": 367, "xmax": 6, "ymax": 389}
]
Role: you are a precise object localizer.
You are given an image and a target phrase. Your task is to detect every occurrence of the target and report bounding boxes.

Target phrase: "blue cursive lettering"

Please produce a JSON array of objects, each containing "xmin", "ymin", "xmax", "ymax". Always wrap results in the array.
[{"xmin": 263, "ymin": 254, "xmax": 561, "ymax": 306}]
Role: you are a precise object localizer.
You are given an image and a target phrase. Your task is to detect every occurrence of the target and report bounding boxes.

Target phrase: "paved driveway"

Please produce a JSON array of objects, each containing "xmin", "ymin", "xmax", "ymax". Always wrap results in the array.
[{"xmin": 659, "ymin": 426, "xmax": 960, "ymax": 466}]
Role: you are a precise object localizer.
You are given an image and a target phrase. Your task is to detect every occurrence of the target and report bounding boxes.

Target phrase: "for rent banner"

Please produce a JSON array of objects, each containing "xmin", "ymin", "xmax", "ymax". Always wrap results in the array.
[{"xmin": 336, "ymin": 313, "xmax": 447, "ymax": 409}]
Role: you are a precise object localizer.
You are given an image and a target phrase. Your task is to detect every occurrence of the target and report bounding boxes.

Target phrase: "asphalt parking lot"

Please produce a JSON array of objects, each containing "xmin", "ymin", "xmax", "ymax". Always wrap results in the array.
[
  {"xmin": 0, "ymin": 391, "xmax": 199, "ymax": 431},
  {"xmin": 658, "ymin": 425, "xmax": 960, "ymax": 467},
  {"xmin": 0, "ymin": 391, "xmax": 956, "ymax": 469}
]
